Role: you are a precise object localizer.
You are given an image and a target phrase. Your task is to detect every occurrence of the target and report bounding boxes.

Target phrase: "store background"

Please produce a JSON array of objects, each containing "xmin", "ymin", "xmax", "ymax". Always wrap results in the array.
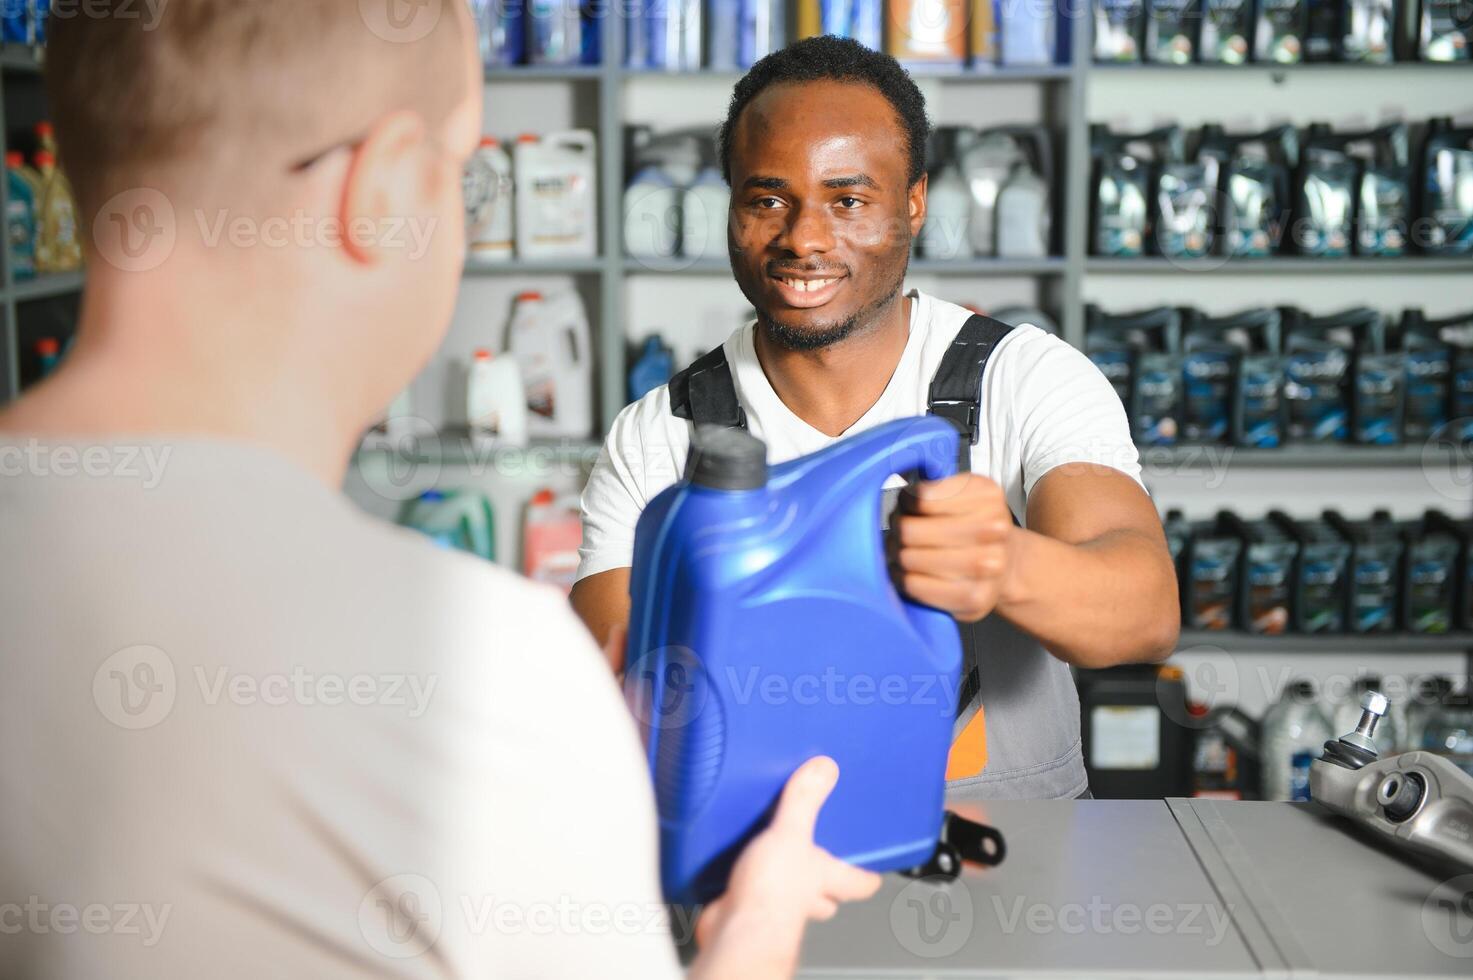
[{"xmin": 1, "ymin": 0, "xmax": 1470, "ymax": 800}]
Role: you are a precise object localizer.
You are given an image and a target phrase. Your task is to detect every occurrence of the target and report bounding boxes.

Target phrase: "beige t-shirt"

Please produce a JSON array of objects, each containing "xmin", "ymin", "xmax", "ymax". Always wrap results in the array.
[{"xmin": 0, "ymin": 438, "xmax": 682, "ymax": 979}]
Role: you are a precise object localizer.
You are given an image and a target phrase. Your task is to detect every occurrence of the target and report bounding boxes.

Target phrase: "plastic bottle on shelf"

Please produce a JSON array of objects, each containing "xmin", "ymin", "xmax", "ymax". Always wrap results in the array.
[
  {"xmin": 527, "ymin": 0, "xmax": 582, "ymax": 64},
  {"xmin": 623, "ymin": 165, "xmax": 682, "ymax": 261},
  {"xmin": 918, "ymin": 152, "xmax": 973, "ymax": 260},
  {"xmin": 505, "ymin": 290, "xmax": 594, "ymax": 439},
  {"xmin": 523, "ymin": 488, "xmax": 584, "ymax": 594},
  {"xmin": 1260, "ymin": 679, "xmax": 1333, "ymax": 801},
  {"xmin": 467, "ymin": 348, "xmax": 529, "ymax": 450},
  {"xmin": 1000, "ymin": 0, "xmax": 1057, "ymax": 64},
  {"xmin": 35, "ymin": 121, "xmax": 57, "ymax": 158},
  {"xmin": 35, "ymin": 337, "xmax": 60, "ymax": 378},
  {"xmin": 5, "ymin": 151, "xmax": 37, "ymax": 281},
  {"xmin": 467, "ymin": 137, "xmax": 515, "ymax": 264},
  {"xmin": 681, "ymin": 166, "xmax": 731, "ymax": 264},
  {"xmin": 513, "ymin": 131, "xmax": 598, "ymax": 259},
  {"xmin": 629, "ymin": 334, "xmax": 675, "ymax": 402},
  {"xmin": 399, "ymin": 489, "xmax": 497, "ymax": 563},
  {"xmin": 1403, "ymin": 676, "xmax": 1453, "ymax": 751},
  {"xmin": 34, "ymin": 150, "xmax": 81, "ymax": 274}
]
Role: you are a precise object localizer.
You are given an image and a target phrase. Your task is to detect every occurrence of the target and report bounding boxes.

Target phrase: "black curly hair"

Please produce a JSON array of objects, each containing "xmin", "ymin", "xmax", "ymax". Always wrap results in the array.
[{"xmin": 718, "ymin": 36, "xmax": 932, "ymax": 187}]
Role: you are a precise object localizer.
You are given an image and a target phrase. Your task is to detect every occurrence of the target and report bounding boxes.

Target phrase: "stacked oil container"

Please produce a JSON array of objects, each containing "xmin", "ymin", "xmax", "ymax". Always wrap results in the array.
[
  {"xmin": 1166, "ymin": 508, "xmax": 1471, "ymax": 635},
  {"xmin": 1087, "ymin": 304, "xmax": 1473, "ymax": 448}
]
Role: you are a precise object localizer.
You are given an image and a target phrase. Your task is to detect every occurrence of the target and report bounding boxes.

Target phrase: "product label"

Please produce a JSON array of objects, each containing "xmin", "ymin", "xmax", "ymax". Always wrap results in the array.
[
  {"xmin": 1237, "ymin": 353, "xmax": 1283, "ymax": 447},
  {"xmin": 1156, "ymin": 166, "xmax": 1214, "ymax": 257},
  {"xmin": 1298, "ymin": 550, "xmax": 1347, "ymax": 632},
  {"xmin": 1357, "ymin": 169, "xmax": 1409, "ymax": 255},
  {"xmin": 1351, "ymin": 554, "xmax": 1397, "ymax": 631},
  {"xmin": 1201, "ymin": 0, "xmax": 1251, "ymax": 61},
  {"xmin": 1134, "ymin": 354, "xmax": 1182, "ymax": 445},
  {"xmin": 1404, "ymin": 347, "xmax": 1450, "ymax": 440},
  {"xmin": 1095, "ymin": 168, "xmax": 1150, "ymax": 256},
  {"xmin": 1423, "ymin": 148, "xmax": 1473, "ymax": 253},
  {"xmin": 1183, "ymin": 348, "xmax": 1234, "ymax": 441},
  {"xmin": 1353, "ymin": 352, "xmax": 1403, "ymax": 445},
  {"xmin": 1147, "ymin": 0, "xmax": 1197, "ymax": 62},
  {"xmin": 1090, "ymin": 706, "xmax": 1162, "ymax": 770},
  {"xmin": 1285, "ymin": 345, "xmax": 1350, "ymax": 442}
]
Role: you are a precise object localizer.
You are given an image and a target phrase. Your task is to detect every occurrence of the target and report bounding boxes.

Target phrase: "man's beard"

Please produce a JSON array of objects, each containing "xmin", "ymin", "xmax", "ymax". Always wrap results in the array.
[{"xmin": 758, "ymin": 262, "xmax": 909, "ymax": 353}]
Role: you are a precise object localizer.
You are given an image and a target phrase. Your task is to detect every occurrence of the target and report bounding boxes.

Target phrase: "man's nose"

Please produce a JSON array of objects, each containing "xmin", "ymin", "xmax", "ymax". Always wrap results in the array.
[{"xmin": 774, "ymin": 202, "xmax": 836, "ymax": 258}]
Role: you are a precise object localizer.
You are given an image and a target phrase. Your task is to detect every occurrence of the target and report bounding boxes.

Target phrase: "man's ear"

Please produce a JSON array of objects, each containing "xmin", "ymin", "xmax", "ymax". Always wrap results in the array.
[
  {"xmin": 908, "ymin": 173, "xmax": 928, "ymax": 237},
  {"xmin": 339, "ymin": 110, "xmax": 429, "ymax": 266}
]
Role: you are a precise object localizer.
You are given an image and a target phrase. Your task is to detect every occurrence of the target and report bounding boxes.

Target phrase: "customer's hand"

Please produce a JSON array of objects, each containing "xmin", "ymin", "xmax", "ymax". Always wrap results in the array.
[
  {"xmin": 890, "ymin": 473, "xmax": 1015, "ymax": 623},
  {"xmin": 692, "ymin": 757, "xmax": 882, "ymax": 980}
]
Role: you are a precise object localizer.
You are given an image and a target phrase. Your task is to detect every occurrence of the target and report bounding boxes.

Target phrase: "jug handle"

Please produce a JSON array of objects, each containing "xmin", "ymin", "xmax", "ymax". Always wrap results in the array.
[{"xmin": 873, "ymin": 418, "xmax": 966, "ymax": 660}]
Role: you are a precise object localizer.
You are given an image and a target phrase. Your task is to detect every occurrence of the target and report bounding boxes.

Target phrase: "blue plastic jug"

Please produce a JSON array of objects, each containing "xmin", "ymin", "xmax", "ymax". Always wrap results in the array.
[{"xmin": 625, "ymin": 416, "xmax": 964, "ymax": 905}]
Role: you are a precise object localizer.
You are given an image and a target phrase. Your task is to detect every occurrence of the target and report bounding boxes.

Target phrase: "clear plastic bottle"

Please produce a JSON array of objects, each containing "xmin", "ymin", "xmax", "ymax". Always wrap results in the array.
[
  {"xmin": 1422, "ymin": 693, "xmax": 1473, "ymax": 776},
  {"xmin": 1260, "ymin": 679, "xmax": 1333, "ymax": 800},
  {"xmin": 1403, "ymin": 675, "xmax": 1454, "ymax": 752}
]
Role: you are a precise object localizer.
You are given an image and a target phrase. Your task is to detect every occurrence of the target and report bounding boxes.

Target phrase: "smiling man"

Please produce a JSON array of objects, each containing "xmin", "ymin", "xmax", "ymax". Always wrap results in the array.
[{"xmin": 573, "ymin": 36, "xmax": 1181, "ymax": 800}]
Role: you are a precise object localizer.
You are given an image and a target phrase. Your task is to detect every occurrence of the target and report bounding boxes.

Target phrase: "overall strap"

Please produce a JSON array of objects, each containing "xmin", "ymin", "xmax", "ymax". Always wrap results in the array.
[
  {"xmin": 927, "ymin": 314, "xmax": 1015, "ymax": 472},
  {"xmin": 668, "ymin": 347, "xmax": 747, "ymax": 430}
]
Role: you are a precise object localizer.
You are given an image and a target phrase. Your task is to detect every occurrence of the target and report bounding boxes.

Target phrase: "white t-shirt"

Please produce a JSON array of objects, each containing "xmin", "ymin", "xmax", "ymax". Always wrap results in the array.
[
  {"xmin": 579, "ymin": 290, "xmax": 1144, "ymax": 581},
  {"xmin": 0, "ymin": 438, "xmax": 682, "ymax": 979}
]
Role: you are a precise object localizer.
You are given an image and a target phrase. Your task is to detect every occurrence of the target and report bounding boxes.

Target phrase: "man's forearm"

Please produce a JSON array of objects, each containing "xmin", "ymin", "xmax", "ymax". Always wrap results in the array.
[{"xmin": 996, "ymin": 526, "xmax": 1180, "ymax": 669}]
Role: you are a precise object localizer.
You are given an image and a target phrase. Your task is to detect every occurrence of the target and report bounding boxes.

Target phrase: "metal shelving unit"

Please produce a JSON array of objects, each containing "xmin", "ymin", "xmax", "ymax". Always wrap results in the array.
[
  {"xmin": 2, "ymin": 26, "xmax": 1470, "ymax": 446},
  {"xmin": 1086, "ymin": 257, "xmax": 1473, "ymax": 275},
  {"xmin": 1136, "ymin": 443, "xmax": 1468, "ymax": 468},
  {"xmin": 1178, "ymin": 630, "xmax": 1473, "ymax": 653}
]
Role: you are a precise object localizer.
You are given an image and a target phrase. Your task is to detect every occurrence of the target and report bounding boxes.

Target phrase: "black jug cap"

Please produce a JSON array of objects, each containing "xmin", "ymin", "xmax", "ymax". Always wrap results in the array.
[{"xmin": 687, "ymin": 425, "xmax": 767, "ymax": 491}]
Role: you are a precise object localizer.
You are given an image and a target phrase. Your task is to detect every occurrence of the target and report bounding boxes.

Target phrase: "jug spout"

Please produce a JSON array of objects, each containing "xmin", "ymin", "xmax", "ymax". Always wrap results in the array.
[{"xmin": 687, "ymin": 425, "xmax": 767, "ymax": 490}]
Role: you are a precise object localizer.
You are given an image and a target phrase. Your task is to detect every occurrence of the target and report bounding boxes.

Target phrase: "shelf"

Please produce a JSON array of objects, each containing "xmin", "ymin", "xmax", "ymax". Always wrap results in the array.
[
  {"xmin": 621, "ymin": 256, "xmax": 1068, "ymax": 276},
  {"xmin": 1092, "ymin": 60, "xmax": 1473, "ymax": 74},
  {"xmin": 0, "ymin": 43, "xmax": 41, "ymax": 74},
  {"xmin": 623, "ymin": 256, "xmax": 729, "ymax": 274},
  {"xmin": 463, "ymin": 258, "xmax": 604, "ymax": 276},
  {"xmin": 1136, "ymin": 443, "xmax": 1466, "ymax": 469},
  {"xmin": 1178, "ymin": 630, "xmax": 1473, "ymax": 652},
  {"xmin": 1086, "ymin": 257, "xmax": 1473, "ymax": 275},
  {"xmin": 484, "ymin": 64, "xmax": 603, "ymax": 81},
  {"xmin": 620, "ymin": 64, "xmax": 1073, "ymax": 82},
  {"xmin": 10, "ymin": 270, "xmax": 84, "ymax": 301},
  {"xmin": 911, "ymin": 257, "xmax": 1067, "ymax": 276}
]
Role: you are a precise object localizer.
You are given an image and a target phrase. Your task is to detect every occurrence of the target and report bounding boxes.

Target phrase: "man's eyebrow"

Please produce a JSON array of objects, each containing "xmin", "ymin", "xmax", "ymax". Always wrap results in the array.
[
  {"xmin": 743, "ymin": 176, "xmax": 788, "ymax": 190},
  {"xmin": 823, "ymin": 174, "xmax": 879, "ymax": 190}
]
